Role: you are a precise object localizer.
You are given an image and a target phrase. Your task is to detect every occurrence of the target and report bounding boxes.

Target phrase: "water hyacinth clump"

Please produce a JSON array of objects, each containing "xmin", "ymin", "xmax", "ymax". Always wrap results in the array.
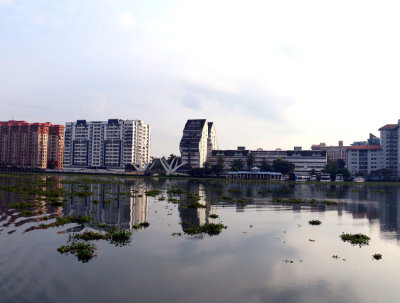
[
  {"xmin": 185, "ymin": 223, "xmax": 227, "ymax": 236},
  {"xmin": 309, "ymin": 220, "xmax": 322, "ymax": 226},
  {"xmin": 106, "ymin": 227, "xmax": 133, "ymax": 246},
  {"xmin": 340, "ymin": 233, "xmax": 370, "ymax": 246},
  {"xmin": 57, "ymin": 242, "xmax": 96, "ymax": 263}
]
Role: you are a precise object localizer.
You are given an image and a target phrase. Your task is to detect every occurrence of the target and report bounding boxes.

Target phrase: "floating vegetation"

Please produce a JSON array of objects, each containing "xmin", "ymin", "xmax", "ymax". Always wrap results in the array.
[
  {"xmin": 9, "ymin": 202, "xmax": 36, "ymax": 209},
  {"xmin": 308, "ymin": 220, "xmax": 322, "ymax": 226},
  {"xmin": 106, "ymin": 227, "xmax": 133, "ymax": 246},
  {"xmin": 332, "ymin": 255, "xmax": 340, "ymax": 259},
  {"xmin": 20, "ymin": 210, "xmax": 37, "ymax": 217},
  {"xmin": 91, "ymin": 199, "xmax": 99, "ymax": 204},
  {"xmin": 309, "ymin": 239, "xmax": 315, "ymax": 242},
  {"xmin": 133, "ymin": 222, "xmax": 150, "ymax": 230},
  {"xmin": 184, "ymin": 202, "xmax": 207, "ymax": 209},
  {"xmin": 171, "ymin": 232, "xmax": 182, "ymax": 237},
  {"xmin": 271, "ymin": 198, "xmax": 340, "ymax": 205},
  {"xmin": 70, "ymin": 191, "xmax": 93, "ymax": 198},
  {"xmin": 209, "ymin": 214, "xmax": 219, "ymax": 219},
  {"xmin": 168, "ymin": 198, "xmax": 179, "ymax": 204},
  {"xmin": 236, "ymin": 198, "xmax": 253, "ymax": 204},
  {"xmin": 39, "ymin": 215, "xmax": 92, "ymax": 229},
  {"xmin": 373, "ymin": 253, "xmax": 382, "ymax": 260},
  {"xmin": 185, "ymin": 223, "xmax": 227, "ymax": 236},
  {"xmin": 57, "ymin": 242, "xmax": 96, "ymax": 263},
  {"xmin": 145, "ymin": 190, "xmax": 162, "ymax": 197},
  {"xmin": 221, "ymin": 196, "xmax": 233, "ymax": 200},
  {"xmin": 340, "ymin": 233, "xmax": 370, "ymax": 246},
  {"xmin": 284, "ymin": 260, "xmax": 294, "ymax": 263},
  {"xmin": 70, "ymin": 230, "xmax": 107, "ymax": 241},
  {"xmin": 376, "ymin": 189, "xmax": 386, "ymax": 193},
  {"xmin": 167, "ymin": 188, "xmax": 186, "ymax": 195},
  {"xmin": 158, "ymin": 196, "xmax": 166, "ymax": 201}
]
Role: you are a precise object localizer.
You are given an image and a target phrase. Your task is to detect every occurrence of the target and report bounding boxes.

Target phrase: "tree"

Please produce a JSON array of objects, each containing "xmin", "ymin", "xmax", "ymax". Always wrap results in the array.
[
  {"xmin": 231, "ymin": 159, "xmax": 244, "ymax": 171},
  {"xmin": 260, "ymin": 159, "xmax": 272, "ymax": 172},
  {"xmin": 272, "ymin": 159, "xmax": 295, "ymax": 175},
  {"xmin": 167, "ymin": 154, "xmax": 180, "ymax": 164},
  {"xmin": 216, "ymin": 156, "xmax": 225, "ymax": 174},
  {"xmin": 246, "ymin": 153, "xmax": 255, "ymax": 169},
  {"xmin": 323, "ymin": 159, "xmax": 350, "ymax": 178}
]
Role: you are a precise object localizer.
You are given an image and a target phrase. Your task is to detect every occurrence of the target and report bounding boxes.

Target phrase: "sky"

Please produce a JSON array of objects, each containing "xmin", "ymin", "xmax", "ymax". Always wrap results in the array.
[{"xmin": 1, "ymin": 0, "xmax": 400, "ymax": 157}]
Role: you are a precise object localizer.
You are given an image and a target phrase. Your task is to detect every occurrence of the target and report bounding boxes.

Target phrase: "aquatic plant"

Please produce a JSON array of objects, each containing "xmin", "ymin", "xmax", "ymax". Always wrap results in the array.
[
  {"xmin": 145, "ymin": 190, "xmax": 162, "ymax": 197},
  {"xmin": 185, "ymin": 223, "xmax": 227, "ymax": 236},
  {"xmin": 308, "ymin": 220, "xmax": 322, "ymax": 226},
  {"xmin": 171, "ymin": 232, "xmax": 182, "ymax": 237},
  {"xmin": 106, "ymin": 227, "xmax": 133, "ymax": 246},
  {"xmin": 39, "ymin": 215, "xmax": 92, "ymax": 229},
  {"xmin": 133, "ymin": 222, "xmax": 150, "ymax": 229},
  {"xmin": 9, "ymin": 202, "xmax": 36, "ymax": 209},
  {"xmin": 340, "ymin": 233, "xmax": 370, "ymax": 246},
  {"xmin": 57, "ymin": 242, "xmax": 96, "ymax": 263},
  {"xmin": 209, "ymin": 214, "xmax": 219, "ymax": 219},
  {"xmin": 71, "ymin": 230, "xmax": 107, "ymax": 241},
  {"xmin": 373, "ymin": 253, "xmax": 382, "ymax": 260},
  {"xmin": 184, "ymin": 202, "xmax": 207, "ymax": 209}
]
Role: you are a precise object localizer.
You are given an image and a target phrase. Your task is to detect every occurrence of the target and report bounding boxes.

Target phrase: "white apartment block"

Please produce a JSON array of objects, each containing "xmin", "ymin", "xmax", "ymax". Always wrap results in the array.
[
  {"xmin": 64, "ymin": 119, "xmax": 151, "ymax": 168},
  {"xmin": 346, "ymin": 145, "xmax": 384, "ymax": 176}
]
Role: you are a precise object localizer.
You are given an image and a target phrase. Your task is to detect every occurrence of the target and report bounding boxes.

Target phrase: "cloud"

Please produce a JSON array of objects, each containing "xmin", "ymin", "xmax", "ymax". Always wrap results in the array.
[{"xmin": 118, "ymin": 12, "xmax": 136, "ymax": 29}]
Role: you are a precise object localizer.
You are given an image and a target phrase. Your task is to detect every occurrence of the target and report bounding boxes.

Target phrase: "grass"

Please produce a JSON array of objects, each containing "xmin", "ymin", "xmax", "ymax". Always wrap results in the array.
[
  {"xmin": 57, "ymin": 242, "xmax": 96, "ymax": 263},
  {"xmin": 340, "ymin": 233, "xmax": 370, "ymax": 246},
  {"xmin": 185, "ymin": 223, "xmax": 227, "ymax": 236},
  {"xmin": 309, "ymin": 220, "xmax": 322, "ymax": 226}
]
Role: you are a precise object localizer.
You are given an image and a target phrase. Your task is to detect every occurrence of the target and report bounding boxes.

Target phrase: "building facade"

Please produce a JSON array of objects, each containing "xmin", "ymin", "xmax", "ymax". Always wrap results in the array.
[
  {"xmin": 311, "ymin": 140, "xmax": 350, "ymax": 163},
  {"xmin": 0, "ymin": 120, "xmax": 64, "ymax": 169},
  {"xmin": 64, "ymin": 119, "xmax": 151, "ymax": 168},
  {"xmin": 179, "ymin": 119, "xmax": 217, "ymax": 168},
  {"xmin": 379, "ymin": 122, "xmax": 400, "ymax": 176},
  {"xmin": 209, "ymin": 147, "xmax": 327, "ymax": 175},
  {"xmin": 346, "ymin": 145, "xmax": 384, "ymax": 176}
]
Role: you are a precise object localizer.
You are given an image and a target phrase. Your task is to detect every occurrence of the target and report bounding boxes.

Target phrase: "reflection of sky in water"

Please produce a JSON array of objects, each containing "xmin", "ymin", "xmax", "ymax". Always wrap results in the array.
[{"xmin": 1, "ymin": 176, "xmax": 400, "ymax": 302}]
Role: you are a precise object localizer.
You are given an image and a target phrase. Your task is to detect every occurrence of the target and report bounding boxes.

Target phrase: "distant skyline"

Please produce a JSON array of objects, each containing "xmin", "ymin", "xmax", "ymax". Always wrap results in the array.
[{"xmin": 1, "ymin": 0, "xmax": 399, "ymax": 157}]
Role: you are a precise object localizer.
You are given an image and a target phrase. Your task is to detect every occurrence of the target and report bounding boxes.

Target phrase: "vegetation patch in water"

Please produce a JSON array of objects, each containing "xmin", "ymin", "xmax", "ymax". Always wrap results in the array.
[
  {"xmin": 340, "ymin": 233, "xmax": 370, "ymax": 246},
  {"xmin": 39, "ymin": 215, "xmax": 92, "ymax": 229},
  {"xmin": 309, "ymin": 220, "xmax": 322, "ymax": 225},
  {"xmin": 9, "ymin": 202, "xmax": 36, "ymax": 209},
  {"xmin": 373, "ymin": 253, "xmax": 382, "ymax": 260},
  {"xmin": 133, "ymin": 222, "xmax": 150, "ymax": 229},
  {"xmin": 57, "ymin": 242, "xmax": 96, "ymax": 263},
  {"xmin": 184, "ymin": 202, "xmax": 207, "ymax": 209},
  {"xmin": 209, "ymin": 214, "xmax": 219, "ymax": 219},
  {"xmin": 185, "ymin": 223, "xmax": 227, "ymax": 236},
  {"xmin": 106, "ymin": 227, "xmax": 133, "ymax": 246},
  {"xmin": 71, "ymin": 230, "xmax": 107, "ymax": 241},
  {"xmin": 145, "ymin": 190, "xmax": 162, "ymax": 197}
]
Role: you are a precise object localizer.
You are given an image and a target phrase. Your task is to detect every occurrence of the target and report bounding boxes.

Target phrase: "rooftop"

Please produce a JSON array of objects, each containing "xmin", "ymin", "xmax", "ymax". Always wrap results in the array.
[
  {"xmin": 348, "ymin": 145, "xmax": 381, "ymax": 150},
  {"xmin": 379, "ymin": 124, "xmax": 398, "ymax": 130}
]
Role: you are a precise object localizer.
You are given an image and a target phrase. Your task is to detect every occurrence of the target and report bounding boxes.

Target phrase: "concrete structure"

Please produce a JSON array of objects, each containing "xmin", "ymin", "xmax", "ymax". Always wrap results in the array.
[
  {"xmin": 179, "ymin": 119, "xmax": 217, "ymax": 168},
  {"xmin": 311, "ymin": 140, "xmax": 350, "ymax": 162},
  {"xmin": 0, "ymin": 120, "xmax": 64, "ymax": 169},
  {"xmin": 64, "ymin": 119, "xmax": 150, "ymax": 169},
  {"xmin": 346, "ymin": 145, "xmax": 384, "ymax": 176},
  {"xmin": 379, "ymin": 122, "xmax": 400, "ymax": 176},
  {"xmin": 210, "ymin": 147, "xmax": 327, "ymax": 175}
]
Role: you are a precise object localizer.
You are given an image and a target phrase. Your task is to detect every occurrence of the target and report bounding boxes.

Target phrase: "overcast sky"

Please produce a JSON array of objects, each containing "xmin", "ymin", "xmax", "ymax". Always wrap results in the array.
[{"xmin": 1, "ymin": 0, "xmax": 400, "ymax": 157}]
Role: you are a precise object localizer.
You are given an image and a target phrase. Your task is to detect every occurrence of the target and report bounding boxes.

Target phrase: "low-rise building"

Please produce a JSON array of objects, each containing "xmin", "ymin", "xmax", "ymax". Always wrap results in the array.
[
  {"xmin": 346, "ymin": 145, "xmax": 384, "ymax": 176},
  {"xmin": 311, "ymin": 140, "xmax": 349, "ymax": 162},
  {"xmin": 209, "ymin": 149, "xmax": 249, "ymax": 170}
]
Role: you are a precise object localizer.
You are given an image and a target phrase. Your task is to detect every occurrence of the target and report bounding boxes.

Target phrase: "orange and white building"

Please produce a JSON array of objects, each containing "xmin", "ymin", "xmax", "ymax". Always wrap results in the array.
[{"xmin": 0, "ymin": 120, "xmax": 64, "ymax": 169}]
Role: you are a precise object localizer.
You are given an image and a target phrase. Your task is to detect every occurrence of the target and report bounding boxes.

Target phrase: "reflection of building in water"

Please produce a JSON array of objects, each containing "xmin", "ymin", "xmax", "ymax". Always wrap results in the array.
[
  {"xmin": 178, "ymin": 184, "xmax": 217, "ymax": 232},
  {"xmin": 62, "ymin": 182, "xmax": 148, "ymax": 230}
]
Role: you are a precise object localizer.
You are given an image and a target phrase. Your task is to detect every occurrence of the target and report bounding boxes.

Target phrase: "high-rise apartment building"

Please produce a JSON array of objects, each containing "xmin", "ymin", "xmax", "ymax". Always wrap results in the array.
[
  {"xmin": 379, "ymin": 122, "xmax": 400, "ymax": 176},
  {"xmin": 179, "ymin": 119, "xmax": 218, "ymax": 168},
  {"xmin": 0, "ymin": 120, "xmax": 64, "ymax": 169},
  {"xmin": 63, "ymin": 119, "xmax": 151, "ymax": 168}
]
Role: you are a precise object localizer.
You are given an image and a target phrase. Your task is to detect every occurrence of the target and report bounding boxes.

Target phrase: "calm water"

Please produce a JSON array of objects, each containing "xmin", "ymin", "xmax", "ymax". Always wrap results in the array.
[{"xmin": 1, "ymin": 174, "xmax": 400, "ymax": 303}]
